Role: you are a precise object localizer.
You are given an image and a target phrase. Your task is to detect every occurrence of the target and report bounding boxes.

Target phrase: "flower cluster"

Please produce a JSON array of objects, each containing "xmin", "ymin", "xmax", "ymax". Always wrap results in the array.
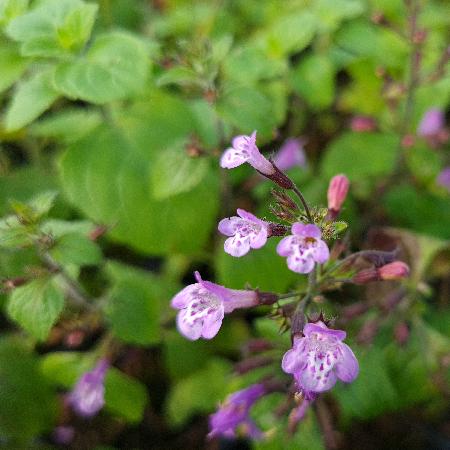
[{"xmin": 169, "ymin": 131, "xmax": 410, "ymax": 441}]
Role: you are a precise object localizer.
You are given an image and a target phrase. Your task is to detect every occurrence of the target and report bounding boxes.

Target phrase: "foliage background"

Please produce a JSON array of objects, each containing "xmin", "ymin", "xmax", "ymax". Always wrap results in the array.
[{"xmin": 0, "ymin": 0, "xmax": 449, "ymax": 448}]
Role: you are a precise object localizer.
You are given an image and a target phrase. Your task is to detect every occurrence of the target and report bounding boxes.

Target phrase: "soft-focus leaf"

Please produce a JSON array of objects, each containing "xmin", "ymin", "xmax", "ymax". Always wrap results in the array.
[
  {"xmin": 0, "ymin": 43, "xmax": 29, "ymax": 93},
  {"xmin": 7, "ymin": 277, "xmax": 64, "ymax": 341},
  {"xmin": 6, "ymin": 0, "xmax": 97, "ymax": 57},
  {"xmin": 50, "ymin": 233, "xmax": 102, "ymax": 266},
  {"xmin": 166, "ymin": 359, "xmax": 231, "ymax": 426},
  {"xmin": 291, "ymin": 54, "xmax": 335, "ymax": 109},
  {"xmin": 54, "ymin": 31, "xmax": 150, "ymax": 103},
  {"xmin": 321, "ymin": 132, "xmax": 399, "ymax": 197},
  {"xmin": 4, "ymin": 68, "xmax": 59, "ymax": 131},
  {"xmin": 0, "ymin": 0, "xmax": 29, "ymax": 26},
  {"xmin": 150, "ymin": 144, "xmax": 208, "ymax": 200},
  {"xmin": 106, "ymin": 262, "xmax": 177, "ymax": 345},
  {"xmin": 216, "ymin": 240, "xmax": 297, "ymax": 292},
  {"xmin": 0, "ymin": 337, "xmax": 57, "ymax": 443},
  {"xmin": 104, "ymin": 368, "xmax": 149, "ymax": 423}
]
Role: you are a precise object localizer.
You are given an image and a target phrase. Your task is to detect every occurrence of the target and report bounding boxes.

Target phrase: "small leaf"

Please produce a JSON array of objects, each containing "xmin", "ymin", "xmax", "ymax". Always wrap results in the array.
[
  {"xmin": 104, "ymin": 368, "xmax": 149, "ymax": 423},
  {"xmin": 6, "ymin": 0, "xmax": 97, "ymax": 57},
  {"xmin": 106, "ymin": 262, "xmax": 177, "ymax": 345},
  {"xmin": 50, "ymin": 233, "xmax": 102, "ymax": 266},
  {"xmin": 150, "ymin": 144, "xmax": 208, "ymax": 200},
  {"xmin": 4, "ymin": 68, "xmax": 59, "ymax": 131},
  {"xmin": 0, "ymin": 43, "xmax": 29, "ymax": 94},
  {"xmin": 0, "ymin": 215, "xmax": 31, "ymax": 248},
  {"xmin": 7, "ymin": 277, "xmax": 65, "ymax": 341},
  {"xmin": 53, "ymin": 31, "xmax": 150, "ymax": 104},
  {"xmin": 156, "ymin": 66, "xmax": 200, "ymax": 87},
  {"xmin": 166, "ymin": 359, "xmax": 231, "ymax": 426},
  {"xmin": 291, "ymin": 54, "xmax": 335, "ymax": 110},
  {"xmin": 28, "ymin": 190, "xmax": 58, "ymax": 217}
]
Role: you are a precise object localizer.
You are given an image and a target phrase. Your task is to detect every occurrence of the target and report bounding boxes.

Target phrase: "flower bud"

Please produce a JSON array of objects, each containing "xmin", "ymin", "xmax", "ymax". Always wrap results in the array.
[
  {"xmin": 394, "ymin": 321, "xmax": 409, "ymax": 346},
  {"xmin": 350, "ymin": 116, "xmax": 377, "ymax": 133},
  {"xmin": 417, "ymin": 108, "xmax": 444, "ymax": 137},
  {"xmin": 327, "ymin": 174, "xmax": 349, "ymax": 217},
  {"xmin": 352, "ymin": 268, "xmax": 379, "ymax": 284},
  {"xmin": 378, "ymin": 261, "xmax": 410, "ymax": 280}
]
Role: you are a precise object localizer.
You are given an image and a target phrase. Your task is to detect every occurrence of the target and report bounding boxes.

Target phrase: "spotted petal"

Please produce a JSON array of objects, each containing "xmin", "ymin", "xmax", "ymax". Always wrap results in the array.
[
  {"xmin": 224, "ymin": 234, "xmax": 252, "ymax": 257},
  {"xmin": 220, "ymin": 147, "xmax": 250, "ymax": 169}
]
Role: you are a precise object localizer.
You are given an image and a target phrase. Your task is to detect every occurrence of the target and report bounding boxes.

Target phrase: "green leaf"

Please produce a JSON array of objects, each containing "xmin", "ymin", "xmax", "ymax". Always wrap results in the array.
[
  {"xmin": 156, "ymin": 66, "xmax": 200, "ymax": 87},
  {"xmin": 334, "ymin": 345, "xmax": 399, "ymax": 421},
  {"xmin": 291, "ymin": 54, "xmax": 335, "ymax": 110},
  {"xmin": 105, "ymin": 262, "xmax": 177, "ymax": 346},
  {"xmin": 321, "ymin": 132, "xmax": 399, "ymax": 197},
  {"xmin": 0, "ymin": 337, "xmax": 57, "ymax": 444},
  {"xmin": 0, "ymin": 215, "xmax": 31, "ymax": 248},
  {"xmin": 58, "ymin": 123, "xmax": 220, "ymax": 255},
  {"xmin": 150, "ymin": 143, "xmax": 208, "ymax": 200},
  {"xmin": 255, "ymin": 11, "xmax": 316, "ymax": 57},
  {"xmin": 40, "ymin": 351, "xmax": 93, "ymax": 386},
  {"xmin": 312, "ymin": 0, "xmax": 365, "ymax": 33},
  {"xmin": 30, "ymin": 108, "xmax": 102, "ymax": 143},
  {"xmin": 53, "ymin": 31, "xmax": 150, "ymax": 103},
  {"xmin": 216, "ymin": 240, "xmax": 297, "ymax": 292},
  {"xmin": 104, "ymin": 368, "xmax": 149, "ymax": 423},
  {"xmin": 0, "ymin": 0, "xmax": 29, "ymax": 26},
  {"xmin": 7, "ymin": 277, "xmax": 65, "ymax": 341},
  {"xmin": 50, "ymin": 233, "xmax": 102, "ymax": 266},
  {"xmin": 217, "ymin": 84, "xmax": 275, "ymax": 138},
  {"xmin": 166, "ymin": 359, "xmax": 231, "ymax": 426},
  {"xmin": 189, "ymin": 99, "xmax": 220, "ymax": 148},
  {"xmin": 6, "ymin": 0, "xmax": 97, "ymax": 57},
  {"xmin": 405, "ymin": 144, "xmax": 442, "ymax": 185},
  {"xmin": 0, "ymin": 43, "xmax": 29, "ymax": 94},
  {"xmin": 28, "ymin": 190, "xmax": 58, "ymax": 217},
  {"xmin": 383, "ymin": 185, "xmax": 450, "ymax": 239},
  {"xmin": 4, "ymin": 68, "xmax": 59, "ymax": 131}
]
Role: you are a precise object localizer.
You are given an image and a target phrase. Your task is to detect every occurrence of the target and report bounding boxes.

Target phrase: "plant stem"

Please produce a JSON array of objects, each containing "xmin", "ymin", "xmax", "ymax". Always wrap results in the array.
[{"xmin": 292, "ymin": 184, "xmax": 313, "ymax": 223}]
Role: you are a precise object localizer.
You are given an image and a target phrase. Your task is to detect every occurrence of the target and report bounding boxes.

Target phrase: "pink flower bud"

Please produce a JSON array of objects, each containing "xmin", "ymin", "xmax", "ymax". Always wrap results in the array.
[
  {"xmin": 378, "ymin": 261, "xmax": 410, "ymax": 280},
  {"xmin": 327, "ymin": 174, "xmax": 350, "ymax": 215},
  {"xmin": 352, "ymin": 268, "xmax": 379, "ymax": 285}
]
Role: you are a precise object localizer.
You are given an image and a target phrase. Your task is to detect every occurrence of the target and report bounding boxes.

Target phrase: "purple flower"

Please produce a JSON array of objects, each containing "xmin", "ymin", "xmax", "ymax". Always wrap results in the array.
[
  {"xmin": 282, "ymin": 321, "xmax": 358, "ymax": 394},
  {"xmin": 220, "ymin": 131, "xmax": 275, "ymax": 175},
  {"xmin": 218, "ymin": 209, "xmax": 269, "ymax": 257},
  {"xmin": 273, "ymin": 138, "xmax": 306, "ymax": 171},
  {"xmin": 69, "ymin": 359, "xmax": 108, "ymax": 417},
  {"xmin": 417, "ymin": 108, "xmax": 445, "ymax": 137},
  {"xmin": 208, "ymin": 383, "xmax": 265, "ymax": 439},
  {"xmin": 437, "ymin": 167, "xmax": 450, "ymax": 192},
  {"xmin": 276, "ymin": 223, "xmax": 329, "ymax": 273},
  {"xmin": 171, "ymin": 271, "xmax": 258, "ymax": 340}
]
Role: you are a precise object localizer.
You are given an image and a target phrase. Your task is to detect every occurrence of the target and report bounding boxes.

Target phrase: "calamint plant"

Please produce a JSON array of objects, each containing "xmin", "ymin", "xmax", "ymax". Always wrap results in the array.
[{"xmin": 170, "ymin": 132, "xmax": 410, "ymax": 441}]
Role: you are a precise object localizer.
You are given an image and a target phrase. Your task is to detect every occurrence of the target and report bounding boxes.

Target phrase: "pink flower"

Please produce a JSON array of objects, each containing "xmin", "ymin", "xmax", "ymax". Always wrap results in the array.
[
  {"xmin": 171, "ymin": 272, "xmax": 258, "ymax": 340},
  {"xmin": 417, "ymin": 108, "xmax": 445, "ymax": 137},
  {"xmin": 378, "ymin": 261, "xmax": 410, "ymax": 280},
  {"xmin": 277, "ymin": 223, "xmax": 329, "ymax": 273},
  {"xmin": 282, "ymin": 321, "xmax": 358, "ymax": 394},
  {"xmin": 327, "ymin": 174, "xmax": 349, "ymax": 216},
  {"xmin": 220, "ymin": 131, "xmax": 275, "ymax": 175},
  {"xmin": 208, "ymin": 384, "xmax": 266, "ymax": 439},
  {"xmin": 218, "ymin": 209, "xmax": 269, "ymax": 257},
  {"xmin": 69, "ymin": 359, "xmax": 108, "ymax": 417},
  {"xmin": 273, "ymin": 138, "xmax": 306, "ymax": 171}
]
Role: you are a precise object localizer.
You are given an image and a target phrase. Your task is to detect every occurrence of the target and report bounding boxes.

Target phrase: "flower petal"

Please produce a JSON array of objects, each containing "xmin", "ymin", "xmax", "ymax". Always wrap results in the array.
[
  {"xmin": 171, "ymin": 283, "xmax": 200, "ymax": 309},
  {"xmin": 292, "ymin": 223, "xmax": 321, "ymax": 239},
  {"xmin": 224, "ymin": 234, "xmax": 251, "ymax": 257},
  {"xmin": 287, "ymin": 253, "xmax": 315, "ymax": 274},
  {"xmin": 298, "ymin": 367, "xmax": 337, "ymax": 393},
  {"xmin": 201, "ymin": 314, "xmax": 224, "ymax": 339},
  {"xmin": 313, "ymin": 239, "xmax": 330, "ymax": 264},
  {"xmin": 335, "ymin": 343, "xmax": 359, "ymax": 382},
  {"xmin": 276, "ymin": 236, "xmax": 296, "ymax": 256},
  {"xmin": 176, "ymin": 309, "xmax": 203, "ymax": 340},
  {"xmin": 220, "ymin": 147, "xmax": 250, "ymax": 169},
  {"xmin": 218, "ymin": 217, "xmax": 240, "ymax": 236},
  {"xmin": 250, "ymin": 227, "xmax": 268, "ymax": 249},
  {"xmin": 237, "ymin": 208, "xmax": 260, "ymax": 223}
]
